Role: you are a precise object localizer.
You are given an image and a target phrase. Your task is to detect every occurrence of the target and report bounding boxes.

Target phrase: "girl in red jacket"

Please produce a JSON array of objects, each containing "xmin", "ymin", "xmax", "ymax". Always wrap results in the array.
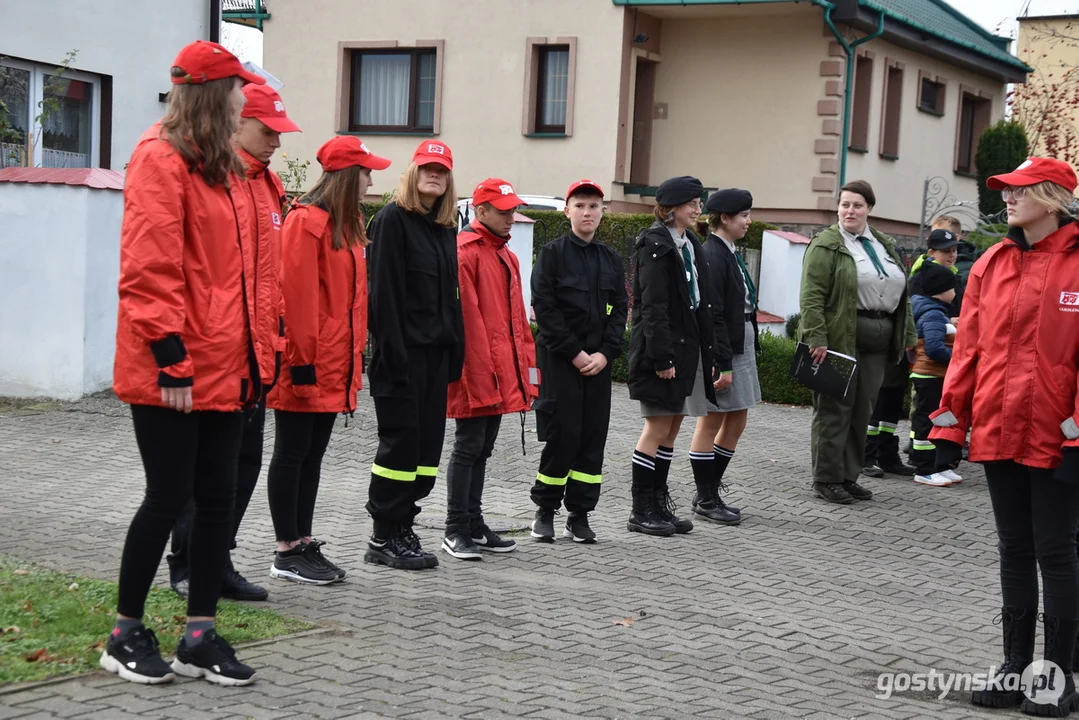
[
  {"xmin": 930, "ymin": 157, "xmax": 1079, "ymax": 714},
  {"xmin": 266, "ymin": 136, "xmax": 389, "ymax": 584},
  {"xmin": 103, "ymin": 40, "xmax": 264, "ymax": 687},
  {"xmin": 442, "ymin": 178, "xmax": 539, "ymax": 560}
]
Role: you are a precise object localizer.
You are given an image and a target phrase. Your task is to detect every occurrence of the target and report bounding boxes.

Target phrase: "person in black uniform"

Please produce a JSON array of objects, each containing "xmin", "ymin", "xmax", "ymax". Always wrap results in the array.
[
  {"xmin": 365, "ymin": 140, "xmax": 464, "ymax": 570},
  {"xmin": 626, "ymin": 176, "xmax": 720, "ymax": 537},
  {"xmin": 529, "ymin": 180, "xmax": 629, "ymax": 544}
]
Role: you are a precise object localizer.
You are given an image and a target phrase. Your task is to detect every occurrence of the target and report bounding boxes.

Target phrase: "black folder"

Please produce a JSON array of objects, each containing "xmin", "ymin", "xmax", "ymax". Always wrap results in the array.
[{"xmin": 789, "ymin": 342, "xmax": 857, "ymax": 398}]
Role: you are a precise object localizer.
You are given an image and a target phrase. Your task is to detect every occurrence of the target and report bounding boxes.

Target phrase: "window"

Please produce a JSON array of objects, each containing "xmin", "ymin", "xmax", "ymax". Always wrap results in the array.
[
  {"xmin": 0, "ymin": 59, "xmax": 102, "ymax": 168},
  {"xmin": 349, "ymin": 49, "xmax": 437, "ymax": 132},
  {"xmin": 848, "ymin": 54, "xmax": 873, "ymax": 152},
  {"xmin": 523, "ymin": 37, "xmax": 577, "ymax": 136},
  {"xmin": 879, "ymin": 61, "xmax": 904, "ymax": 159},
  {"xmin": 955, "ymin": 89, "xmax": 991, "ymax": 175},
  {"xmin": 918, "ymin": 73, "xmax": 946, "ymax": 116}
]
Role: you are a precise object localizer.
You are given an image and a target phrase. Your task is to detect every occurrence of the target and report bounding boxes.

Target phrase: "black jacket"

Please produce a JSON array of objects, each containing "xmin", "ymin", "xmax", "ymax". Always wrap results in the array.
[
  {"xmin": 531, "ymin": 233, "xmax": 629, "ymax": 363},
  {"xmin": 366, "ymin": 200, "xmax": 465, "ymax": 395},
  {"xmin": 627, "ymin": 222, "xmax": 719, "ymax": 411},
  {"xmin": 700, "ymin": 233, "xmax": 759, "ymax": 371}
]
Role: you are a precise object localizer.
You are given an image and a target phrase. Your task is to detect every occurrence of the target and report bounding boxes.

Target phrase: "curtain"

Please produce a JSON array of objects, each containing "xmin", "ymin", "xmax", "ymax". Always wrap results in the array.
[
  {"xmin": 540, "ymin": 49, "xmax": 569, "ymax": 128},
  {"xmin": 356, "ymin": 54, "xmax": 410, "ymax": 126}
]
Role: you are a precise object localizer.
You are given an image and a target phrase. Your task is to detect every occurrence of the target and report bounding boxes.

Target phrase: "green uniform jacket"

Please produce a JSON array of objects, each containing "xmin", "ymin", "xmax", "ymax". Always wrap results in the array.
[{"xmin": 798, "ymin": 224, "xmax": 916, "ymax": 362}]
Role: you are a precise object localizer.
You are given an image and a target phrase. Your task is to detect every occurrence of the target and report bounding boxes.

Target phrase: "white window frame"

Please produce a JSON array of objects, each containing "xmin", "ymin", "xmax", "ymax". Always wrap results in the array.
[{"xmin": 0, "ymin": 57, "xmax": 101, "ymax": 168}]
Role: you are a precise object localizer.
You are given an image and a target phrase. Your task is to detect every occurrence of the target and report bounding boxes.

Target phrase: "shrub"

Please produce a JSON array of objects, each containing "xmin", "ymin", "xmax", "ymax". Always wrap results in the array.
[
  {"xmin": 756, "ymin": 332, "xmax": 812, "ymax": 406},
  {"xmin": 785, "ymin": 313, "xmax": 801, "ymax": 340},
  {"xmin": 975, "ymin": 120, "xmax": 1029, "ymax": 217}
]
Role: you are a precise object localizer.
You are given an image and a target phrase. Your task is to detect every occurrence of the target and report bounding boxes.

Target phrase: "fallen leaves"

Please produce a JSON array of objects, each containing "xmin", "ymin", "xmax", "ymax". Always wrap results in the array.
[
  {"xmin": 2, "ymin": 626, "xmax": 21, "ymax": 635},
  {"xmin": 612, "ymin": 609, "xmax": 648, "ymax": 627},
  {"xmin": 12, "ymin": 569, "xmax": 28, "ymax": 576}
]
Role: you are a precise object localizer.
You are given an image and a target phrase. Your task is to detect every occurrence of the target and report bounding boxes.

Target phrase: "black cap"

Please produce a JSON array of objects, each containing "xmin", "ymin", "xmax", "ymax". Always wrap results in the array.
[
  {"xmin": 928, "ymin": 228, "xmax": 960, "ymax": 250},
  {"xmin": 705, "ymin": 188, "xmax": 753, "ymax": 215},
  {"xmin": 920, "ymin": 261, "xmax": 957, "ymax": 297},
  {"xmin": 655, "ymin": 176, "xmax": 704, "ymax": 207}
]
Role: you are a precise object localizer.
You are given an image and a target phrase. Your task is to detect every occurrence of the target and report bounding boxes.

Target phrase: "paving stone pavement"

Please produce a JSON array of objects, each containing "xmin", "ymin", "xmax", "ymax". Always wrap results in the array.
[{"xmin": 0, "ymin": 386, "xmax": 1025, "ymax": 718}]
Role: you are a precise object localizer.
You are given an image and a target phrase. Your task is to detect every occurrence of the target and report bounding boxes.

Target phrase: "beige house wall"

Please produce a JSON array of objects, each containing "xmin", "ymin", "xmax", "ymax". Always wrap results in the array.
[
  {"xmin": 1016, "ymin": 17, "xmax": 1079, "ymax": 157},
  {"xmin": 647, "ymin": 6, "xmax": 827, "ymax": 212},
  {"xmin": 844, "ymin": 36, "xmax": 1005, "ymax": 227},
  {"xmin": 262, "ymin": 0, "xmax": 625, "ymax": 198}
]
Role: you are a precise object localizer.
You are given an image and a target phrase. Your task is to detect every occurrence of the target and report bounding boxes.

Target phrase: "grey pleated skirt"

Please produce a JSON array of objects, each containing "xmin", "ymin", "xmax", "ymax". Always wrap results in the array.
[
  {"xmin": 709, "ymin": 320, "xmax": 762, "ymax": 413},
  {"xmin": 640, "ymin": 356, "xmax": 712, "ymax": 418}
]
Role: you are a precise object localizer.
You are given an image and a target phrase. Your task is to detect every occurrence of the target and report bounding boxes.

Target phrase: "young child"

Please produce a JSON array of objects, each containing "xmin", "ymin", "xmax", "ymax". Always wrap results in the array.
[
  {"xmin": 529, "ymin": 180, "xmax": 628, "ymax": 543},
  {"xmin": 442, "ymin": 178, "xmax": 538, "ymax": 559},
  {"xmin": 909, "ymin": 261, "xmax": 959, "ymax": 486}
]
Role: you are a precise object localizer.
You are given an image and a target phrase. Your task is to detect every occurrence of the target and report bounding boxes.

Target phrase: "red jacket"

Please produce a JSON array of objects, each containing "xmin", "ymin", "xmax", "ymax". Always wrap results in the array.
[
  {"xmin": 268, "ymin": 204, "xmax": 367, "ymax": 413},
  {"xmin": 930, "ymin": 221, "xmax": 1079, "ymax": 469},
  {"xmin": 236, "ymin": 148, "xmax": 286, "ymax": 391},
  {"xmin": 446, "ymin": 221, "xmax": 538, "ymax": 418},
  {"xmin": 114, "ymin": 124, "xmax": 257, "ymax": 411}
]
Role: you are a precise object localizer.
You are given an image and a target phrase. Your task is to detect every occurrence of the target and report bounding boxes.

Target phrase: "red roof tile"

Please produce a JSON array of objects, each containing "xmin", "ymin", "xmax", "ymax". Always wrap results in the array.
[
  {"xmin": 757, "ymin": 310, "xmax": 785, "ymax": 324},
  {"xmin": 766, "ymin": 230, "xmax": 811, "ymax": 245},
  {"xmin": 0, "ymin": 167, "xmax": 125, "ymax": 191}
]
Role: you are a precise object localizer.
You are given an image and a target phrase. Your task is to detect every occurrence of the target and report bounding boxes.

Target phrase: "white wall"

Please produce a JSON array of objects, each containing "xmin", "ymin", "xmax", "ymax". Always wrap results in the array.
[
  {"xmin": 0, "ymin": 183, "xmax": 122, "ymax": 399},
  {"xmin": 0, "ymin": 0, "xmax": 211, "ymax": 169},
  {"xmin": 759, "ymin": 231, "xmax": 810, "ymax": 320}
]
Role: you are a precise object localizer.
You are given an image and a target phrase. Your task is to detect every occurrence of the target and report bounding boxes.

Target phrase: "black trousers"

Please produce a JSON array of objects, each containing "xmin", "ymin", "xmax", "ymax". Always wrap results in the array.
[
  {"xmin": 367, "ymin": 345, "xmax": 451, "ymax": 534},
  {"xmin": 986, "ymin": 461, "xmax": 1079, "ymax": 618},
  {"xmin": 864, "ymin": 358, "xmax": 908, "ymax": 465},
  {"xmin": 910, "ymin": 377, "xmax": 945, "ymax": 475},
  {"xmin": 119, "ymin": 405, "xmax": 242, "ymax": 619},
  {"xmin": 266, "ymin": 410, "xmax": 336, "ymax": 542},
  {"xmin": 445, "ymin": 415, "xmax": 502, "ymax": 536},
  {"xmin": 531, "ymin": 347, "xmax": 611, "ymax": 514},
  {"xmin": 168, "ymin": 402, "xmax": 265, "ymax": 583}
]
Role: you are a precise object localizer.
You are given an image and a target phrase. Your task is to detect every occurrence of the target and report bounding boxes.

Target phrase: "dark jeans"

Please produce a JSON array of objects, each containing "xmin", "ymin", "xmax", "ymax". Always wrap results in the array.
[
  {"xmin": 168, "ymin": 402, "xmax": 265, "ymax": 584},
  {"xmin": 986, "ymin": 461, "xmax": 1079, "ymax": 618},
  {"xmin": 266, "ymin": 410, "xmax": 336, "ymax": 542},
  {"xmin": 118, "ymin": 405, "xmax": 242, "ymax": 619},
  {"xmin": 445, "ymin": 415, "xmax": 502, "ymax": 535}
]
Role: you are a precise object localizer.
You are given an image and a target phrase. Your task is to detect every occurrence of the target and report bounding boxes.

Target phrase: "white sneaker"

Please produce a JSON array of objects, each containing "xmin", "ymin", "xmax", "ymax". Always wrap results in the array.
[
  {"xmin": 914, "ymin": 473, "xmax": 953, "ymax": 487},
  {"xmin": 939, "ymin": 469, "xmax": 963, "ymax": 483}
]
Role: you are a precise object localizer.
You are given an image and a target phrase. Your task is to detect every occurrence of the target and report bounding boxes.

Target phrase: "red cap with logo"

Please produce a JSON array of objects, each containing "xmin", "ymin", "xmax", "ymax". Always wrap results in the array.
[
  {"xmin": 987, "ymin": 157, "xmax": 1078, "ymax": 193},
  {"xmin": 316, "ymin": 136, "xmax": 391, "ymax": 172},
  {"xmin": 472, "ymin": 178, "xmax": 524, "ymax": 211},
  {"xmin": 412, "ymin": 140, "xmax": 453, "ymax": 170},
  {"xmin": 241, "ymin": 85, "xmax": 301, "ymax": 133},
  {"xmin": 566, "ymin": 179, "xmax": 605, "ymax": 200},
  {"xmin": 170, "ymin": 40, "xmax": 265, "ymax": 86}
]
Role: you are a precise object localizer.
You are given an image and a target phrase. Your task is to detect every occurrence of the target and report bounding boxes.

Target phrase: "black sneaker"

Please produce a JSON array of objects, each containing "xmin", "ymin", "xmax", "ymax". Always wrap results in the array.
[
  {"xmin": 563, "ymin": 513, "xmax": 597, "ymax": 544},
  {"xmin": 221, "ymin": 569, "xmax": 269, "ymax": 601},
  {"xmin": 171, "ymin": 628, "xmax": 256, "ymax": 686},
  {"xmin": 842, "ymin": 480, "xmax": 874, "ymax": 500},
  {"xmin": 400, "ymin": 526, "xmax": 439, "ymax": 568},
  {"xmin": 472, "ymin": 525, "xmax": 517, "ymax": 553},
  {"xmin": 99, "ymin": 626, "xmax": 175, "ymax": 684},
  {"xmin": 531, "ymin": 508, "xmax": 556, "ymax": 543},
  {"xmin": 170, "ymin": 577, "xmax": 189, "ymax": 599},
  {"xmin": 306, "ymin": 540, "xmax": 345, "ymax": 581},
  {"xmin": 862, "ymin": 464, "xmax": 885, "ymax": 478},
  {"xmin": 364, "ymin": 534, "xmax": 429, "ymax": 570},
  {"xmin": 269, "ymin": 543, "xmax": 338, "ymax": 585},
  {"xmin": 441, "ymin": 533, "xmax": 483, "ymax": 560},
  {"xmin": 813, "ymin": 482, "xmax": 854, "ymax": 504}
]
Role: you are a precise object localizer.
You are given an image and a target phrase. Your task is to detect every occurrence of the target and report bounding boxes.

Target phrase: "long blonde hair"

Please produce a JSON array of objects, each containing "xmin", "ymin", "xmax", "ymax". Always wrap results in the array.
[
  {"xmin": 299, "ymin": 166, "xmax": 368, "ymax": 249},
  {"xmin": 1024, "ymin": 180, "xmax": 1076, "ymax": 218},
  {"xmin": 160, "ymin": 78, "xmax": 245, "ymax": 187},
  {"xmin": 394, "ymin": 163, "xmax": 458, "ymax": 227}
]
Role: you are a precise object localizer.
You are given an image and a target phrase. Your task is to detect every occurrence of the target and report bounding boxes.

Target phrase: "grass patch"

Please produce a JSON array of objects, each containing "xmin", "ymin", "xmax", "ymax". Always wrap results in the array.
[{"xmin": 0, "ymin": 556, "xmax": 313, "ymax": 685}]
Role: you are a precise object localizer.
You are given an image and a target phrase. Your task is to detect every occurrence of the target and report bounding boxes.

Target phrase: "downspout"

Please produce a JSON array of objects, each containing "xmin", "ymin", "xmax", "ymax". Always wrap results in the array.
[
  {"xmin": 820, "ymin": 3, "xmax": 885, "ymax": 186},
  {"xmin": 209, "ymin": 0, "xmax": 221, "ymax": 42}
]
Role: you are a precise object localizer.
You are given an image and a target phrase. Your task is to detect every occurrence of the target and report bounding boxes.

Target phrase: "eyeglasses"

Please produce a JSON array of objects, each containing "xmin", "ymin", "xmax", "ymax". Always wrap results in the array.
[
  {"xmin": 1001, "ymin": 186, "xmax": 1028, "ymax": 202},
  {"xmin": 683, "ymin": 201, "xmax": 702, "ymax": 211}
]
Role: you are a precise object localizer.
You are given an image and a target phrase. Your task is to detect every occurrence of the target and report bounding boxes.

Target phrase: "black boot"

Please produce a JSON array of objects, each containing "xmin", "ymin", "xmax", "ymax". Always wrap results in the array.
[
  {"xmin": 627, "ymin": 453, "xmax": 675, "ymax": 536},
  {"xmin": 689, "ymin": 452, "xmax": 740, "ymax": 526},
  {"xmin": 972, "ymin": 606, "xmax": 1036, "ymax": 708},
  {"xmin": 652, "ymin": 447, "xmax": 692, "ymax": 533},
  {"xmin": 1020, "ymin": 614, "xmax": 1078, "ymax": 717},
  {"xmin": 364, "ymin": 519, "xmax": 432, "ymax": 570}
]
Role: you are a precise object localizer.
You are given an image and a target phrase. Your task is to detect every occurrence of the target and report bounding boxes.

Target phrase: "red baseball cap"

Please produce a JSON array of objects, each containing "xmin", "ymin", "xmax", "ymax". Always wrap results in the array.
[
  {"xmin": 241, "ymin": 85, "xmax": 301, "ymax": 133},
  {"xmin": 987, "ymin": 157, "xmax": 1078, "ymax": 193},
  {"xmin": 473, "ymin": 178, "xmax": 525, "ymax": 211},
  {"xmin": 566, "ymin": 179, "xmax": 605, "ymax": 200},
  {"xmin": 170, "ymin": 41, "xmax": 265, "ymax": 86},
  {"xmin": 316, "ymin": 136, "xmax": 391, "ymax": 172},
  {"xmin": 412, "ymin": 140, "xmax": 453, "ymax": 170}
]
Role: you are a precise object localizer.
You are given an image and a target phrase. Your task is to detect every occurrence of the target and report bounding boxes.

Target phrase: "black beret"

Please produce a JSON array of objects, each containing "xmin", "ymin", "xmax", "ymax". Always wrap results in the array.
[
  {"xmin": 655, "ymin": 175, "xmax": 703, "ymax": 207},
  {"xmin": 919, "ymin": 260, "xmax": 957, "ymax": 297},
  {"xmin": 706, "ymin": 188, "xmax": 753, "ymax": 215},
  {"xmin": 927, "ymin": 228, "xmax": 960, "ymax": 249}
]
